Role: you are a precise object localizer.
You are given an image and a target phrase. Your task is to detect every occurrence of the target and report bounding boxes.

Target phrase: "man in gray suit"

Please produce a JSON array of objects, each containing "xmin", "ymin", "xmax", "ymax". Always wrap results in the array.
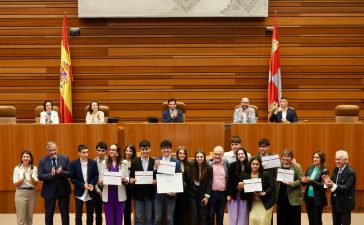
[{"xmin": 38, "ymin": 141, "xmax": 71, "ymax": 225}]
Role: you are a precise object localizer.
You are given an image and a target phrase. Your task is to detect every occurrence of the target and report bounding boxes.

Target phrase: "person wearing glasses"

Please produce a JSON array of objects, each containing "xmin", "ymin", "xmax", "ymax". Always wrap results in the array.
[
  {"xmin": 94, "ymin": 141, "xmax": 108, "ymax": 225},
  {"xmin": 233, "ymin": 97, "xmax": 256, "ymax": 124}
]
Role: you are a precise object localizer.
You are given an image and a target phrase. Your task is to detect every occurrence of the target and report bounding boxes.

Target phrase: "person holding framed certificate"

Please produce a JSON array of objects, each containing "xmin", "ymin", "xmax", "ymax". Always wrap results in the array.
[
  {"xmin": 186, "ymin": 150, "xmax": 212, "ymax": 225},
  {"xmin": 99, "ymin": 144, "xmax": 129, "ymax": 225},
  {"xmin": 247, "ymin": 156, "xmax": 275, "ymax": 225},
  {"xmin": 275, "ymin": 149, "xmax": 303, "ymax": 225},
  {"xmin": 227, "ymin": 148, "xmax": 250, "ymax": 225}
]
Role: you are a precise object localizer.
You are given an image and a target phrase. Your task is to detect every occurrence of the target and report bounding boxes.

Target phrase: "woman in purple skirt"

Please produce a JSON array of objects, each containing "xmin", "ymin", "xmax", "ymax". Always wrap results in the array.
[{"xmin": 100, "ymin": 143, "xmax": 129, "ymax": 225}]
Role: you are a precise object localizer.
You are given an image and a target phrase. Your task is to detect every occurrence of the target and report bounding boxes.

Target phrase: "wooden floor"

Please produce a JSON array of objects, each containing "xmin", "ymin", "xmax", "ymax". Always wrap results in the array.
[{"xmin": 0, "ymin": 213, "xmax": 363, "ymax": 225}]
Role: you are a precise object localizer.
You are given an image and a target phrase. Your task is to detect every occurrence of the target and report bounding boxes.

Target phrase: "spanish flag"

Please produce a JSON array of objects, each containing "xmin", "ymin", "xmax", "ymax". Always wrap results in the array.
[{"xmin": 59, "ymin": 14, "xmax": 73, "ymax": 123}]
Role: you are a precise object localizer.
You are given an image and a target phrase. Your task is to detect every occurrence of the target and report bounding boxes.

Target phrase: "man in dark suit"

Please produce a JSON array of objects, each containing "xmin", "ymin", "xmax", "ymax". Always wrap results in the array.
[
  {"xmin": 69, "ymin": 144, "xmax": 99, "ymax": 225},
  {"xmin": 269, "ymin": 97, "xmax": 298, "ymax": 123},
  {"xmin": 323, "ymin": 150, "xmax": 356, "ymax": 225},
  {"xmin": 162, "ymin": 98, "xmax": 184, "ymax": 123},
  {"xmin": 153, "ymin": 139, "xmax": 182, "ymax": 225},
  {"xmin": 38, "ymin": 141, "xmax": 71, "ymax": 225},
  {"xmin": 130, "ymin": 140, "xmax": 156, "ymax": 225}
]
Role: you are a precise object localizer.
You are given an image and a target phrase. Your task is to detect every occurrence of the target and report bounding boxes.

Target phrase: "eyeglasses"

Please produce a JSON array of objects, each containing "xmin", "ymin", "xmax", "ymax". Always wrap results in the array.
[{"xmin": 97, "ymin": 149, "xmax": 106, "ymax": 152}]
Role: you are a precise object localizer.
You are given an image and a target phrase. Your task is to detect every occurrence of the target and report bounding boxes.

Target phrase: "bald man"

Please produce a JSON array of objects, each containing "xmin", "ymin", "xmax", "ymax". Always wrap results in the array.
[{"xmin": 233, "ymin": 97, "xmax": 256, "ymax": 123}]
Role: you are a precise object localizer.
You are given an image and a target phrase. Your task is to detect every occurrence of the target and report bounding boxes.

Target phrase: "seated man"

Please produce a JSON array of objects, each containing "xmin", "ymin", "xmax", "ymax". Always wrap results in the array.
[
  {"xmin": 162, "ymin": 98, "xmax": 184, "ymax": 123},
  {"xmin": 269, "ymin": 97, "xmax": 298, "ymax": 123},
  {"xmin": 233, "ymin": 97, "xmax": 256, "ymax": 123}
]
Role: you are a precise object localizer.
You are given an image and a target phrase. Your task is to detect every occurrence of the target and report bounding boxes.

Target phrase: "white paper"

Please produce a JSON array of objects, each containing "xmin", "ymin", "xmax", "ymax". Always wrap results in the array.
[
  {"xmin": 135, "ymin": 171, "xmax": 154, "ymax": 184},
  {"xmin": 103, "ymin": 171, "xmax": 122, "ymax": 185},
  {"xmin": 76, "ymin": 189, "xmax": 92, "ymax": 202},
  {"xmin": 261, "ymin": 154, "xmax": 281, "ymax": 169},
  {"xmin": 156, "ymin": 173, "xmax": 183, "ymax": 193},
  {"xmin": 243, "ymin": 178, "xmax": 262, "ymax": 193},
  {"xmin": 157, "ymin": 160, "xmax": 176, "ymax": 175},
  {"xmin": 276, "ymin": 168, "xmax": 294, "ymax": 182}
]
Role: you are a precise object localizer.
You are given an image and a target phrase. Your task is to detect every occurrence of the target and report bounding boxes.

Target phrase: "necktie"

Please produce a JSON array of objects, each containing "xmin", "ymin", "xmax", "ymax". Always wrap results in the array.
[
  {"xmin": 335, "ymin": 168, "xmax": 342, "ymax": 183},
  {"xmin": 52, "ymin": 158, "xmax": 57, "ymax": 167}
]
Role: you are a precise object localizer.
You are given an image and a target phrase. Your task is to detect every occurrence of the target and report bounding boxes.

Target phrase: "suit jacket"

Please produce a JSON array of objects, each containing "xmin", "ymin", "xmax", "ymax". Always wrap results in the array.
[
  {"xmin": 208, "ymin": 158, "xmax": 229, "ymax": 188},
  {"xmin": 227, "ymin": 161, "xmax": 250, "ymax": 201},
  {"xmin": 38, "ymin": 154, "xmax": 71, "ymax": 199},
  {"xmin": 330, "ymin": 165, "xmax": 356, "ymax": 213},
  {"xmin": 130, "ymin": 157, "xmax": 155, "ymax": 201},
  {"xmin": 185, "ymin": 161, "xmax": 212, "ymax": 200},
  {"xmin": 245, "ymin": 171, "xmax": 275, "ymax": 210},
  {"xmin": 233, "ymin": 106, "xmax": 256, "ymax": 124},
  {"xmin": 275, "ymin": 162, "xmax": 303, "ymax": 206},
  {"xmin": 69, "ymin": 158, "xmax": 99, "ymax": 198},
  {"xmin": 100, "ymin": 160, "xmax": 129, "ymax": 202},
  {"xmin": 162, "ymin": 109, "xmax": 184, "ymax": 123},
  {"xmin": 269, "ymin": 107, "xmax": 298, "ymax": 123},
  {"xmin": 302, "ymin": 165, "xmax": 328, "ymax": 207}
]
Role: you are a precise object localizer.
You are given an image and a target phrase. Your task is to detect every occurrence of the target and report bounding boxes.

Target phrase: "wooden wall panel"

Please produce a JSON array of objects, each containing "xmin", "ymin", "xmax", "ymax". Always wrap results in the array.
[{"xmin": 0, "ymin": 0, "xmax": 363, "ymax": 124}]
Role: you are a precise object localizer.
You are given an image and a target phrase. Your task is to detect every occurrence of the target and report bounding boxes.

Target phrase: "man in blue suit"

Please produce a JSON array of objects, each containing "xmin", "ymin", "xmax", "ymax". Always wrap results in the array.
[
  {"xmin": 162, "ymin": 98, "xmax": 184, "ymax": 123},
  {"xmin": 153, "ymin": 139, "xmax": 182, "ymax": 225},
  {"xmin": 38, "ymin": 141, "xmax": 71, "ymax": 225},
  {"xmin": 69, "ymin": 144, "xmax": 99, "ymax": 225},
  {"xmin": 269, "ymin": 97, "xmax": 298, "ymax": 123}
]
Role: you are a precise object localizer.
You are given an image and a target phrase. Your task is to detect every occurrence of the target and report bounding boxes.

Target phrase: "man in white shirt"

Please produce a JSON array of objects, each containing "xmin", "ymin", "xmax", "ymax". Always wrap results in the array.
[{"xmin": 269, "ymin": 97, "xmax": 298, "ymax": 123}]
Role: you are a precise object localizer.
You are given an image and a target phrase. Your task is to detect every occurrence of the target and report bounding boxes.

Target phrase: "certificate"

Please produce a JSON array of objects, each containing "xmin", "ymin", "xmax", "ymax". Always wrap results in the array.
[
  {"xmin": 157, "ymin": 160, "xmax": 176, "ymax": 175},
  {"xmin": 156, "ymin": 173, "xmax": 183, "ymax": 193},
  {"xmin": 135, "ymin": 171, "xmax": 154, "ymax": 184},
  {"xmin": 243, "ymin": 178, "xmax": 262, "ymax": 193},
  {"xmin": 261, "ymin": 154, "xmax": 281, "ymax": 169},
  {"xmin": 277, "ymin": 168, "xmax": 294, "ymax": 182},
  {"xmin": 103, "ymin": 171, "xmax": 122, "ymax": 185}
]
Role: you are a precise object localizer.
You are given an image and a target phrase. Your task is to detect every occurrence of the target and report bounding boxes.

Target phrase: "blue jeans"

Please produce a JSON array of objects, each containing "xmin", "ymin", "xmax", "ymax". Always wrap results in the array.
[
  {"xmin": 134, "ymin": 199, "xmax": 153, "ymax": 225},
  {"xmin": 154, "ymin": 193, "xmax": 176, "ymax": 225}
]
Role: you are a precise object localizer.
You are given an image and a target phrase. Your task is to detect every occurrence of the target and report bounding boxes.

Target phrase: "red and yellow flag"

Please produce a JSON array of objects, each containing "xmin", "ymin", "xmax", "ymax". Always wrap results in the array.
[
  {"xmin": 60, "ymin": 14, "xmax": 73, "ymax": 123},
  {"xmin": 268, "ymin": 13, "xmax": 282, "ymax": 119}
]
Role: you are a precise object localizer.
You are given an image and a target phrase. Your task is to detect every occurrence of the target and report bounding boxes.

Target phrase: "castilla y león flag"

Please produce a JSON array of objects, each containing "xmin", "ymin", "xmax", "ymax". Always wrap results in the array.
[
  {"xmin": 268, "ymin": 14, "xmax": 282, "ymax": 117},
  {"xmin": 60, "ymin": 14, "xmax": 73, "ymax": 123}
]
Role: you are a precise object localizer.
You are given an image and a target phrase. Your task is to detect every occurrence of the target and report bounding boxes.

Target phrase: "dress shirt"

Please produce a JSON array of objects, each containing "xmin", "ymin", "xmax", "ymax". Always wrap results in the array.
[
  {"xmin": 331, "ymin": 165, "xmax": 346, "ymax": 192},
  {"xmin": 162, "ymin": 156, "xmax": 172, "ymax": 161},
  {"xmin": 212, "ymin": 161, "xmax": 226, "ymax": 191},
  {"xmin": 141, "ymin": 157, "xmax": 150, "ymax": 171},
  {"xmin": 13, "ymin": 165, "xmax": 38, "ymax": 188},
  {"xmin": 282, "ymin": 109, "xmax": 287, "ymax": 121}
]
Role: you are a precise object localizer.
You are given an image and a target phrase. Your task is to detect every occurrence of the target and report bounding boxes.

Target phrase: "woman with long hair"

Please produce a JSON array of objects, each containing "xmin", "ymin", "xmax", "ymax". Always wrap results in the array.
[
  {"xmin": 13, "ymin": 150, "xmax": 39, "ymax": 225},
  {"xmin": 99, "ymin": 144, "xmax": 129, "ymax": 225},
  {"xmin": 227, "ymin": 148, "xmax": 250, "ymax": 225},
  {"xmin": 186, "ymin": 150, "xmax": 212, "ymax": 225},
  {"xmin": 123, "ymin": 144, "xmax": 137, "ymax": 225},
  {"xmin": 86, "ymin": 101, "xmax": 105, "ymax": 124},
  {"xmin": 301, "ymin": 151, "xmax": 328, "ymax": 225}
]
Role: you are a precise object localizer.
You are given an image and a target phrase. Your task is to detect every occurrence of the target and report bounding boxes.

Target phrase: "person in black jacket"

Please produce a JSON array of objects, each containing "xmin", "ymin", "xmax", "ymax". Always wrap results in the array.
[
  {"xmin": 301, "ymin": 151, "xmax": 328, "ymax": 225},
  {"xmin": 323, "ymin": 150, "xmax": 356, "ymax": 225}
]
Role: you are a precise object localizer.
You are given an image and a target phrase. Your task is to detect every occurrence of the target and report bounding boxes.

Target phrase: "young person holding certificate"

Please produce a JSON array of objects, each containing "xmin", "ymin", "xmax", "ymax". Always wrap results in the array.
[
  {"xmin": 275, "ymin": 149, "xmax": 303, "ymax": 225},
  {"xmin": 186, "ymin": 150, "xmax": 212, "ymax": 225},
  {"xmin": 99, "ymin": 144, "xmax": 129, "ymax": 225},
  {"xmin": 301, "ymin": 151, "xmax": 328, "ymax": 225},
  {"xmin": 227, "ymin": 148, "xmax": 250, "ymax": 225},
  {"xmin": 247, "ymin": 157, "xmax": 275, "ymax": 225}
]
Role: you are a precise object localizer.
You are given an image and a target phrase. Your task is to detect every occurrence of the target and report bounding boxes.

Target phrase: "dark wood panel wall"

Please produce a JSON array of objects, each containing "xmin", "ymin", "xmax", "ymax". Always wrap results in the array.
[{"xmin": 0, "ymin": 0, "xmax": 363, "ymax": 123}]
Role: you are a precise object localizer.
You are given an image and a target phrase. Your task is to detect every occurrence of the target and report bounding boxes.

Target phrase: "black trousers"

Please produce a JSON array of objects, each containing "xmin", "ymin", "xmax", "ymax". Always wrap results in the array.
[
  {"xmin": 124, "ymin": 185, "xmax": 133, "ymax": 225},
  {"xmin": 332, "ymin": 210, "xmax": 351, "ymax": 225},
  {"xmin": 75, "ymin": 197, "xmax": 94, "ymax": 225},
  {"xmin": 189, "ymin": 195, "xmax": 208, "ymax": 225},
  {"xmin": 305, "ymin": 197, "xmax": 323, "ymax": 225},
  {"xmin": 93, "ymin": 192, "xmax": 103, "ymax": 225},
  {"xmin": 44, "ymin": 194, "xmax": 70, "ymax": 225},
  {"xmin": 277, "ymin": 197, "xmax": 301, "ymax": 225}
]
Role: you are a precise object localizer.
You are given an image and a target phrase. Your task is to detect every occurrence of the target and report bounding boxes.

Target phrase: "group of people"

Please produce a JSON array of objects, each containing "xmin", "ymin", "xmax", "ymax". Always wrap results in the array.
[
  {"xmin": 13, "ymin": 136, "xmax": 356, "ymax": 225},
  {"xmin": 40, "ymin": 100, "xmax": 105, "ymax": 124}
]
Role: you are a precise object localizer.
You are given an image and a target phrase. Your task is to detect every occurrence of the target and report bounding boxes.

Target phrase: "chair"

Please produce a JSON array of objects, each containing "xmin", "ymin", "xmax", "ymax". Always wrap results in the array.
[
  {"xmin": 335, "ymin": 105, "xmax": 360, "ymax": 123},
  {"xmin": 0, "ymin": 106, "xmax": 17, "ymax": 124},
  {"xmin": 162, "ymin": 101, "xmax": 186, "ymax": 122},
  {"xmin": 35, "ymin": 105, "xmax": 60, "ymax": 123},
  {"xmin": 85, "ymin": 105, "xmax": 110, "ymax": 123},
  {"xmin": 235, "ymin": 104, "xmax": 259, "ymax": 119}
]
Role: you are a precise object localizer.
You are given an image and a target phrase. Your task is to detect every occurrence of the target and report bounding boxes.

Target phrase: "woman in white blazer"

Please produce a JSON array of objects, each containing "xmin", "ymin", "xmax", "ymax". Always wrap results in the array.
[
  {"xmin": 99, "ymin": 143, "xmax": 129, "ymax": 225},
  {"xmin": 86, "ymin": 101, "xmax": 105, "ymax": 124},
  {"xmin": 40, "ymin": 100, "xmax": 59, "ymax": 124}
]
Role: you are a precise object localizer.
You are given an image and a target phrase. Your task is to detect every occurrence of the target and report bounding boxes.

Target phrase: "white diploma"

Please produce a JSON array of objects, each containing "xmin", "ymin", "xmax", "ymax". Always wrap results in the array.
[
  {"xmin": 157, "ymin": 160, "xmax": 176, "ymax": 175},
  {"xmin": 243, "ymin": 178, "xmax": 262, "ymax": 193},
  {"xmin": 135, "ymin": 171, "xmax": 154, "ymax": 184},
  {"xmin": 277, "ymin": 168, "xmax": 294, "ymax": 182},
  {"xmin": 156, "ymin": 173, "xmax": 183, "ymax": 193},
  {"xmin": 103, "ymin": 171, "xmax": 122, "ymax": 185},
  {"xmin": 261, "ymin": 154, "xmax": 281, "ymax": 169}
]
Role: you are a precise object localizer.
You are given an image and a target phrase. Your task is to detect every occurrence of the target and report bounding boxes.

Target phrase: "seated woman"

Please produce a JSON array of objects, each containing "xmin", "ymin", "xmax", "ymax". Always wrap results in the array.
[
  {"xmin": 40, "ymin": 100, "xmax": 59, "ymax": 124},
  {"xmin": 86, "ymin": 101, "xmax": 105, "ymax": 124}
]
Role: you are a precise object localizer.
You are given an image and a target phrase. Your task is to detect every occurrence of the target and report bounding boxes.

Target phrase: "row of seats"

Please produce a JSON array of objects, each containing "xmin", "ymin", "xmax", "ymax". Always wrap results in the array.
[{"xmin": 0, "ymin": 104, "xmax": 360, "ymax": 124}]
